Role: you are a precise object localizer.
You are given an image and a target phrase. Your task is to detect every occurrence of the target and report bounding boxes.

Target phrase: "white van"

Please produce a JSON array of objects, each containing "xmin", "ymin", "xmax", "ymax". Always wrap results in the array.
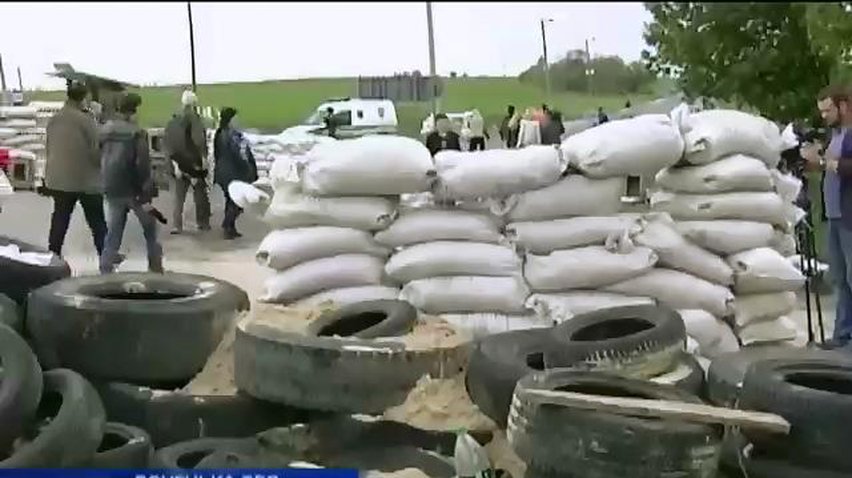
[{"xmin": 281, "ymin": 98, "xmax": 398, "ymax": 139}]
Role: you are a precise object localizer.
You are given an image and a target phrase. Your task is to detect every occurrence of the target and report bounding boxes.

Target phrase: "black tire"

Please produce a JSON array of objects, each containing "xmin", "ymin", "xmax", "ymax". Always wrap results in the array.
[
  {"xmin": 465, "ymin": 328, "xmax": 560, "ymax": 428},
  {"xmin": 0, "ymin": 236, "xmax": 71, "ymax": 305},
  {"xmin": 0, "ymin": 293, "xmax": 22, "ymax": 333},
  {"xmin": 89, "ymin": 422, "xmax": 153, "ymax": 468},
  {"xmin": 0, "ymin": 369, "xmax": 106, "ymax": 468},
  {"xmin": 0, "ymin": 323, "xmax": 43, "ymax": 456},
  {"xmin": 234, "ymin": 320, "xmax": 469, "ymax": 413},
  {"xmin": 739, "ymin": 357, "xmax": 852, "ymax": 472},
  {"xmin": 649, "ymin": 352, "xmax": 705, "ymax": 397},
  {"xmin": 193, "ymin": 450, "xmax": 255, "ymax": 468},
  {"xmin": 324, "ymin": 446, "xmax": 455, "ymax": 477},
  {"xmin": 94, "ymin": 381, "xmax": 317, "ymax": 448},
  {"xmin": 507, "ymin": 370, "xmax": 721, "ymax": 477},
  {"xmin": 305, "ymin": 300, "xmax": 417, "ymax": 339},
  {"xmin": 152, "ymin": 437, "xmax": 260, "ymax": 469},
  {"xmin": 27, "ymin": 272, "xmax": 249, "ymax": 383},
  {"xmin": 544, "ymin": 305, "xmax": 686, "ymax": 379}
]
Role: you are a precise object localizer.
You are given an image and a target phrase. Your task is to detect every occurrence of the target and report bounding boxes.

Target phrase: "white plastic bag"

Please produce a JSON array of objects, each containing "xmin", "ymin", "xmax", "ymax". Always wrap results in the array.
[
  {"xmin": 374, "ymin": 208, "xmax": 504, "ymax": 247},
  {"xmin": 733, "ymin": 292, "xmax": 797, "ymax": 328},
  {"xmin": 728, "ymin": 247, "xmax": 806, "ymax": 294},
  {"xmin": 560, "ymin": 114, "xmax": 684, "ymax": 178},
  {"xmin": 228, "ymin": 181, "xmax": 271, "ymax": 217},
  {"xmin": 675, "ymin": 221, "xmax": 780, "ymax": 255},
  {"xmin": 655, "ymin": 155, "xmax": 773, "ymax": 194},
  {"xmin": 433, "ymin": 146, "xmax": 564, "ymax": 199},
  {"xmin": 771, "ymin": 170, "xmax": 803, "ymax": 204},
  {"xmin": 440, "ymin": 313, "xmax": 552, "ymax": 339},
  {"xmin": 738, "ymin": 316, "xmax": 798, "ymax": 346},
  {"xmin": 399, "ymin": 276, "xmax": 530, "ymax": 314},
  {"xmin": 256, "ymin": 227, "xmax": 390, "ymax": 270},
  {"xmin": 505, "ymin": 215, "xmax": 638, "ymax": 254},
  {"xmin": 603, "ymin": 269, "xmax": 734, "ymax": 318},
  {"xmin": 261, "ymin": 254, "xmax": 387, "ymax": 304},
  {"xmin": 678, "ymin": 310, "xmax": 740, "ymax": 358},
  {"xmin": 681, "ymin": 109, "xmax": 783, "ymax": 167},
  {"xmin": 496, "ymin": 175, "xmax": 625, "ymax": 222},
  {"xmin": 264, "ymin": 182, "xmax": 396, "ymax": 231},
  {"xmin": 524, "ymin": 245, "xmax": 658, "ymax": 292},
  {"xmin": 301, "ymin": 135, "xmax": 436, "ymax": 196},
  {"xmin": 386, "ymin": 241, "xmax": 521, "ymax": 283},
  {"xmin": 630, "ymin": 213, "xmax": 734, "ymax": 286},
  {"xmin": 526, "ymin": 292, "xmax": 655, "ymax": 324},
  {"xmin": 289, "ymin": 286, "xmax": 401, "ymax": 309},
  {"xmin": 650, "ymin": 190, "xmax": 788, "ymax": 227}
]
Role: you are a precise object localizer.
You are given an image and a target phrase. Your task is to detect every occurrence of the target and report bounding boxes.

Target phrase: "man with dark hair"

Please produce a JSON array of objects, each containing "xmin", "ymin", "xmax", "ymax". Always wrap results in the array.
[
  {"xmin": 44, "ymin": 80, "xmax": 107, "ymax": 258},
  {"xmin": 323, "ymin": 107, "xmax": 338, "ymax": 139},
  {"xmin": 99, "ymin": 93, "xmax": 163, "ymax": 274},
  {"xmin": 425, "ymin": 113, "xmax": 461, "ymax": 156},
  {"xmin": 597, "ymin": 106, "xmax": 609, "ymax": 125},
  {"xmin": 214, "ymin": 107, "xmax": 258, "ymax": 240}
]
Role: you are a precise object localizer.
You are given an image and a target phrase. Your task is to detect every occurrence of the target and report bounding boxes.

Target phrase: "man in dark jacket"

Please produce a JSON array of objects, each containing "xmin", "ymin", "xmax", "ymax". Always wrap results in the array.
[
  {"xmin": 99, "ymin": 93, "xmax": 163, "ymax": 274},
  {"xmin": 425, "ymin": 113, "xmax": 461, "ymax": 157},
  {"xmin": 166, "ymin": 90, "xmax": 211, "ymax": 235},
  {"xmin": 500, "ymin": 105, "xmax": 519, "ymax": 148},
  {"xmin": 540, "ymin": 110, "xmax": 565, "ymax": 145},
  {"xmin": 214, "ymin": 107, "xmax": 258, "ymax": 240}
]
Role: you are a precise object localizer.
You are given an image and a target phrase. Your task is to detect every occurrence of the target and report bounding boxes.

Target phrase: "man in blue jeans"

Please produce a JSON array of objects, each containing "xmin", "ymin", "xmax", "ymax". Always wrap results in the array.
[
  {"xmin": 99, "ymin": 93, "xmax": 164, "ymax": 274},
  {"xmin": 803, "ymin": 85, "xmax": 852, "ymax": 348}
]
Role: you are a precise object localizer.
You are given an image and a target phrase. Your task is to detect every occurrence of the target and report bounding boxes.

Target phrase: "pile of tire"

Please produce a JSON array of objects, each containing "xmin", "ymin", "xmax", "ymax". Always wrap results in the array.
[{"xmin": 0, "ymin": 235, "xmax": 71, "ymax": 306}]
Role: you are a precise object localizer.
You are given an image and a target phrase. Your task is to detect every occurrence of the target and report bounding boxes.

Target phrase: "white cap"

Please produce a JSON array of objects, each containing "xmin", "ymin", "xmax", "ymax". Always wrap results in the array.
[{"xmin": 181, "ymin": 90, "xmax": 198, "ymax": 107}]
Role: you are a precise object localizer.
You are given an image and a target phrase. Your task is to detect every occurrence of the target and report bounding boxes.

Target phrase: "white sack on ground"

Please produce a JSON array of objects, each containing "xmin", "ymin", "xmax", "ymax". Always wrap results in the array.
[
  {"xmin": 301, "ymin": 135, "xmax": 436, "ymax": 196},
  {"xmin": 288, "ymin": 286, "xmax": 401, "ymax": 309},
  {"xmin": 650, "ymin": 191, "xmax": 788, "ymax": 227},
  {"xmin": 560, "ymin": 114, "xmax": 684, "ymax": 178},
  {"xmin": 655, "ymin": 155, "xmax": 773, "ymax": 194},
  {"xmin": 524, "ymin": 245, "xmax": 658, "ymax": 292},
  {"xmin": 433, "ymin": 146, "xmax": 564, "ymax": 199},
  {"xmin": 738, "ymin": 316, "xmax": 798, "ymax": 346},
  {"xmin": 678, "ymin": 310, "xmax": 740, "ymax": 358},
  {"xmin": 630, "ymin": 213, "xmax": 734, "ymax": 285},
  {"xmin": 399, "ymin": 276, "xmax": 530, "ymax": 314},
  {"xmin": 496, "ymin": 175, "xmax": 625, "ymax": 222},
  {"xmin": 527, "ymin": 291, "xmax": 655, "ymax": 324},
  {"xmin": 681, "ymin": 109, "xmax": 783, "ymax": 167},
  {"xmin": 374, "ymin": 208, "xmax": 503, "ymax": 247},
  {"xmin": 261, "ymin": 254, "xmax": 387, "ymax": 304},
  {"xmin": 728, "ymin": 247, "xmax": 806, "ymax": 294},
  {"xmin": 675, "ymin": 221, "xmax": 780, "ymax": 255},
  {"xmin": 385, "ymin": 241, "xmax": 521, "ymax": 283},
  {"xmin": 505, "ymin": 215, "xmax": 638, "ymax": 254},
  {"xmin": 440, "ymin": 313, "xmax": 552, "ymax": 339},
  {"xmin": 256, "ymin": 227, "xmax": 391, "ymax": 270},
  {"xmin": 264, "ymin": 183, "xmax": 396, "ymax": 231},
  {"xmin": 733, "ymin": 292, "xmax": 797, "ymax": 328},
  {"xmin": 602, "ymin": 269, "xmax": 734, "ymax": 318}
]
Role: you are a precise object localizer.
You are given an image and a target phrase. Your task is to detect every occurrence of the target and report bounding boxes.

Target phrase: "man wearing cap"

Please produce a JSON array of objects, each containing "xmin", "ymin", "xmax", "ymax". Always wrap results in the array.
[
  {"xmin": 425, "ymin": 113, "xmax": 462, "ymax": 157},
  {"xmin": 165, "ymin": 90, "xmax": 211, "ymax": 234}
]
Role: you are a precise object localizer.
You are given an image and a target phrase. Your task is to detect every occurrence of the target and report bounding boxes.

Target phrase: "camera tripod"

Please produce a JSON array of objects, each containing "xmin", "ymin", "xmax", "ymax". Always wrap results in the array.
[{"xmin": 795, "ymin": 206, "xmax": 827, "ymax": 344}]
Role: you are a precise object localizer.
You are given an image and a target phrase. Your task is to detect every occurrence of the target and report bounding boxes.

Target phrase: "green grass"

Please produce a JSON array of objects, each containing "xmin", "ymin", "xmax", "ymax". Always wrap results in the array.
[{"xmin": 27, "ymin": 77, "xmax": 652, "ymax": 137}]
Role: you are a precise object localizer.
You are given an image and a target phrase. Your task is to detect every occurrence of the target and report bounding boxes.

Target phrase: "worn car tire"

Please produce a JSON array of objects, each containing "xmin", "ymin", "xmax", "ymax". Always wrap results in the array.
[
  {"xmin": 27, "ymin": 272, "xmax": 249, "ymax": 383},
  {"xmin": 465, "ymin": 328, "xmax": 560, "ymax": 428},
  {"xmin": 0, "ymin": 369, "xmax": 106, "ymax": 468},
  {"xmin": 649, "ymin": 352, "xmax": 705, "ymax": 397},
  {"xmin": 89, "ymin": 422, "xmax": 153, "ymax": 468},
  {"xmin": 739, "ymin": 357, "xmax": 852, "ymax": 472},
  {"xmin": 507, "ymin": 370, "xmax": 721, "ymax": 477},
  {"xmin": 0, "ymin": 293, "xmax": 22, "ymax": 333},
  {"xmin": 0, "ymin": 323, "xmax": 43, "ymax": 455},
  {"xmin": 0, "ymin": 236, "xmax": 71, "ymax": 305},
  {"xmin": 152, "ymin": 438, "xmax": 260, "ymax": 469},
  {"xmin": 234, "ymin": 320, "xmax": 469, "ymax": 413},
  {"xmin": 544, "ymin": 305, "xmax": 686, "ymax": 378},
  {"xmin": 305, "ymin": 300, "xmax": 417, "ymax": 339}
]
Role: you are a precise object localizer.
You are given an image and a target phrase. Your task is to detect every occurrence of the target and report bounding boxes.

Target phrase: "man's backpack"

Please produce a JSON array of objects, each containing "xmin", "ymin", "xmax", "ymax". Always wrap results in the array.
[{"xmin": 164, "ymin": 113, "xmax": 190, "ymax": 158}]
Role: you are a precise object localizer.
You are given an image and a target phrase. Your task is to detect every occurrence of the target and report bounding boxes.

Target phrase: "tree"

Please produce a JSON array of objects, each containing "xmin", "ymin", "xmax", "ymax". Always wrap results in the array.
[{"xmin": 519, "ymin": 51, "xmax": 656, "ymax": 95}]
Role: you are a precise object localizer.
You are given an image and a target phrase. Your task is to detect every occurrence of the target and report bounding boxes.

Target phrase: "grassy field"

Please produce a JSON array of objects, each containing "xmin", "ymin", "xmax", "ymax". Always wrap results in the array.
[{"xmin": 27, "ymin": 77, "xmax": 653, "ymax": 137}]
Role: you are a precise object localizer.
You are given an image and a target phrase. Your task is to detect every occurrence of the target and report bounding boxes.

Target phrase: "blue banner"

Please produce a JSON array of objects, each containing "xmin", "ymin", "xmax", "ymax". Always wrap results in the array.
[{"xmin": 0, "ymin": 470, "xmax": 359, "ymax": 478}]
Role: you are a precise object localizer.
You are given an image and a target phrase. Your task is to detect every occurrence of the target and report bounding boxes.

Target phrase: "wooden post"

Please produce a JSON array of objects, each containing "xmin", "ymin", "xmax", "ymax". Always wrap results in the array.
[
  {"xmin": 541, "ymin": 20, "xmax": 551, "ymax": 98},
  {"xmin": 187, "ymin": 2, "xmax": 197, "ymax": 92}
]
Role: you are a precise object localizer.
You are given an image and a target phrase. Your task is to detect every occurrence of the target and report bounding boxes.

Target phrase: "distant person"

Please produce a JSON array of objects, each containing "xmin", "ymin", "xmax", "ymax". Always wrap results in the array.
[
  {"xmin": 164, "ymin": 90, "xmax": 211, "ymax": 235},
  {"xmin": 597, "ymin": 106, "xmax": 610, "ymax": 125},
  {"xmin": 500, "ymin": 105, "xmax": 520, "ymax": 149},
  {"xmin": 214, "ymin": 107, "xmax": 258, "ymax": 240},
  {"xmin": 323, "ymin": 107, "xmax": 338, "ymax": 139},
  {"xmin": 425, "ymin": 113, "xmax": 461, "ymax": 157},
  {"xmin": 99, "ymin": 93, "xmax": 164, "ymax": 274},
  {"xmin": 44, "ymin": 80, "xmax": 107, "ymax": 259},
  {"xmin": 625, "ymin": 99, "xmax": 632, "ymax": 109},
  {"xmin": 540, "ymin": 110, "xmax": 565, "ymax": 145},
  {"xmin": 465, "ymin": 109, "xmax": 487, "ymax": 151}
]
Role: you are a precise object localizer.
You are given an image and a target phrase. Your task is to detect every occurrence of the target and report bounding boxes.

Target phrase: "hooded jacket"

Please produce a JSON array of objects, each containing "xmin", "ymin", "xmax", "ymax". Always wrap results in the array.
[
  {"xmin": 100, "ymin": 117, "xmax": 154, "ymax": 203},
  {"xmin": 214, "ymin": 126, "xmax": 258, "ymax": 187},
  {"xmin": 45, "ymin": 101, "xmax": 101, "ymax": 193}
]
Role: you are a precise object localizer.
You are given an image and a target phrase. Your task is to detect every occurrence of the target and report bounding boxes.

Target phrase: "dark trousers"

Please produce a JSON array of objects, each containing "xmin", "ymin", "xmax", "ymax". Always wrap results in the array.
[
  {"xmin": 48, "ymin": 190, "xmax": 107, "ymax": 257},
  {"xmin": 221, "ymin": 184, "xmax": 243, "ymax": 233},
  {"xmin": 469, "ymin": 137, "xmax": 486, "ymax": 151}
]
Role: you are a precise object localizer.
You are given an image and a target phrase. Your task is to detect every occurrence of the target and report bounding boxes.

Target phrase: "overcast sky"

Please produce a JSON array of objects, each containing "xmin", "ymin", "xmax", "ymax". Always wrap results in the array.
[{"xmin": 0, "ymin": 2, "xmax": 651, "ymax": 90}]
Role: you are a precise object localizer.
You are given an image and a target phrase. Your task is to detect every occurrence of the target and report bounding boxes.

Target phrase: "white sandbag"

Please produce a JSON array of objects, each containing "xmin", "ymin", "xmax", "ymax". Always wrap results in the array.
[
  {"xmin": 0, "ymin": 119, "xmax": 37, "ymax": 129},
  {"xmin": 301, "ymin": 135, "xmax": 436, "ymax": 196},
  {"xmin": 738, "ymin": 316, "xmax": 798, "ymax": 346},
  {"xmin": 256, "ymin": 227, "xmax": 390, "ymax": 270},
  {"xmin": 686, "ymin": 337, "xmax": 700, "ymax": 355},
  {"xmin": 505, "ymin": 215, "xmax": 638, "ymax": 254},
  {"xmin": 399, "ymin": 276, "xmax": 530, "ymax": 314},
  {"xmin": 28, "ymin": 101, "xmax": 64, "ymax": 112},
  {"xmin": 288, "ymin": 286, "xmax": 401, "ymax": 309},
  {"xmin": 733, "ymin": 292, "xmax": 797, "ymax": 328},
  {"xmin": 526, "ymin": 291, "xmax": 655, "ymax": 323},
  {"xmin": 496, "ymin": 175, "xmax": 625, "ymax": 222},
  {"xmin": 260, "ymin": 254, "xmax": 387, "ymax": 304},
  {"xmin": 1, "ymin": 134, "xmax": 42, "ymax": 147},
  {"xmin": 228, "ymin": 181, "xmax": 271, "ymax": 218},
  {"xmin": 771, "ymin": 170, "xmax": 803, "ymax": 204},
  {"xmin": 655, "ymin": 155, "xmax": 773, "ymax": 194},
  {"xmin": 0, "ymin": 128, "xmax": 16, "ymax": 140},
  {"xmin": 728, "ymin": 247, "xmax": 806, "ymax": 294},
  {"xmin": 0, "ymin": 106, "xmax": 37, "ymax": 119},
  {"xmin": 433, "ymin": 146, "xmax": 564, "ymax": 199},
  {"xmin": 603, "ymin": 269, "xmax": 734, "ymax": 318},
  {"xmin": 374, "ymin": 208, "xmax": 503, "ymax": 247},
  {"xmin": 650, "ymin": 190, "xmax": 788, "ymax": 227},
  {"xmin": 268, "ymin": 154, "xmax": 303, "ymax": 189},
  {"xmin": 770, "ymin": 232, "xmax": 797, "ymax": 257},
  {"xmin": 440, "ymin": 313, "xmax": 552, "ymax": 339},
  {"xmin": 560, "ymin": 114, "xmax": 684, "ymax": 178},
  {"xmin": 677, "ymin": 310, "xmax": 740, "ymax": 358},
  {"xmin": 524, "ymin": 245, "xmax": 658, "ymax": 292},
  {"xmin": 675, "ymin": 221, "xmax": 779, "ymax": 255},
  {"xmin": 16, "ymin": 143, "xmax": 45, "ymax": 153},
  {"xmin": 630, "ymin": 213, "xmax": 734, "ymax": 285},
  {"xmin": 8, "ymin": 150, "xmax": 36, "ymax": 161},
  {"xmin": 385, "ymin": 241, "xmax": 520, "ymax": 283},
  {"xmin": 682, "ymin": 109, "xmax": 783, "ymax": 167},
  {"xmin": 264, "ymin": 182, "xmax": 396, "ymax": 231}
]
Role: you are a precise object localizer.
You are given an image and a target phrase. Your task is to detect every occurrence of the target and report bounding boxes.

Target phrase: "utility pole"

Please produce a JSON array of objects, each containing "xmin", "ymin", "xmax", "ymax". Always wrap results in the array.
[
  {"xmin": 0, "ymin": 54, "xmax": 6, "ymax": 92},
  {"xmin": 540, "ymin": 19, "xmax": 552, "ymax": 98},
  {"xmin": 187, "ymin": 2, "xmax": 197, "ymax": 92},
  {"xmin": 584, "ymin": 38, "xmax": 594, "ymax": 96},
  {"xmin": 426, "ymin": 1, "xmax": 438, "ymax": 116},
  {"xmin": 16, "ymin": 67, "xmax": 23, "ymax": 91}
]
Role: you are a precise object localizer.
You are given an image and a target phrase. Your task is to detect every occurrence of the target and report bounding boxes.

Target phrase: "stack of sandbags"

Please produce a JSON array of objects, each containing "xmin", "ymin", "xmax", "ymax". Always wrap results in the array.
[
  {"xmin": 0, "ymin": 105, "xmax": 40, "ymax": 171},
  {"xmin": 22, "ymin": 101, "xmax": 62, "ymax": 183},
  {"xmin": 257, "ymin": 135, "xmax": 435, "ymax": 308}
]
